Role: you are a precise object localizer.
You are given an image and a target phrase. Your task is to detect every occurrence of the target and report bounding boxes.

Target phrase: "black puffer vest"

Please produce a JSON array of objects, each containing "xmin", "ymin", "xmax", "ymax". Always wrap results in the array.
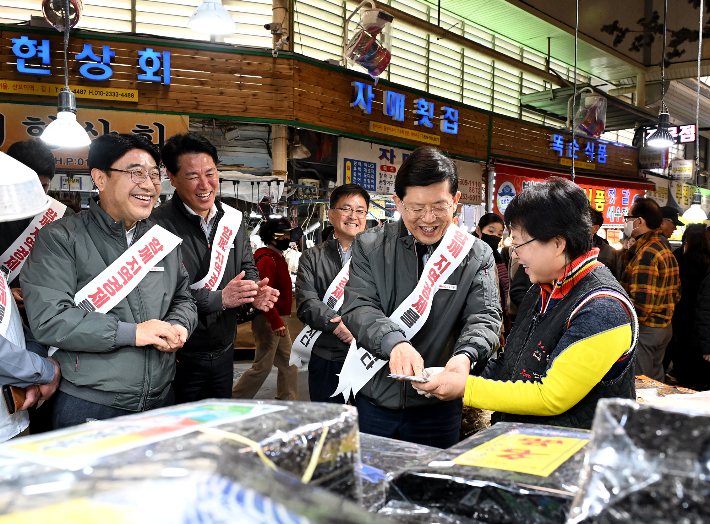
[{"xmin": 492, "ymin": 266, "xmax": 637, "ymax": 429}]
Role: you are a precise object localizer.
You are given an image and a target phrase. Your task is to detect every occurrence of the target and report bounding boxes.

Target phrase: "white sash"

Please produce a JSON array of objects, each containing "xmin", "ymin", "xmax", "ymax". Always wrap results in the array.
[
  {"xmin": 289, "ymin": 260, "xmax": 351, "ymax": 368},
  {"xmin": 0, "ymin": 197, "xmax": 67, "ymax": 283},
  {"xmin": 74, "ymin": 225, "xmax": 181, "ymax": 314},
  {"xmin": 0, "ymin": 273, "xmax": 14, "ymax": 339},
  {"xmin": 190, "ymin": 205, "xmax": 243, "ymax": 291},
  {"xmin": 332, "ymin": 225, "xmax": 476, "ymax": 400}
]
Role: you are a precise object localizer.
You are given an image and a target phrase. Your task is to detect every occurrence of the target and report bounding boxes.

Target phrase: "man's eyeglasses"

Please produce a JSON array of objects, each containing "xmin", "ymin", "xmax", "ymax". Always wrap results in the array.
[
  {"xmin": 332, "ymin": 206, "xmax": 367, "ymax": 218},
  {"xmin": 510, "ymin": 237, "xmax": 538, "ymax": 255},
  {"xmin": 107, "ymin": 167, "xmax": 162, "ymax": 185},
  {"xmin": 401, "ymin": 201, "xmax": 454, "ymax": 219}
]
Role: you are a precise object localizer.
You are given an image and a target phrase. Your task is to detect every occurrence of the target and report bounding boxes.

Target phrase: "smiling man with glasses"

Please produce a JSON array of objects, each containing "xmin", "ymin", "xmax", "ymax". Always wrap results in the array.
[
  {"xmin": 152, "ymin": 133, "xmax": 278, "ymax": 405},
  {"xmin": 21, "ymin": 133, "xmax": 198, "ymax": 429},
  {"xmin": 336, "ymin": 146, "xmax": 501, "ymax": 448},
  {"xmin": 294, "ymin": 183, "xmax": 370, "ymax": 403}
]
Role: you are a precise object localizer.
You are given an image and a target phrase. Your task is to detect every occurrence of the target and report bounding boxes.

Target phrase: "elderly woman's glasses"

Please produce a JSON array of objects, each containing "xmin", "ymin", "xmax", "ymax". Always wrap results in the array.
[{"xmin": 510, "ymin": 237, "xmax": 538, "ymax": 255}]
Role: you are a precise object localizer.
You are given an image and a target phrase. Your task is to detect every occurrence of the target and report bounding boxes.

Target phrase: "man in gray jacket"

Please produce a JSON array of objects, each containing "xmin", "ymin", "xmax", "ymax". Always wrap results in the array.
[
  {"xmin": 21, "ymin": 134, "xmax": 198, "ymax": 429},
  {"xmin": 295, "ymin": 183, "xmax": 369, "ymax": 403},
  {"xmin": 341, "ymin": 146, "xmax": 501, "ymax": 447}
]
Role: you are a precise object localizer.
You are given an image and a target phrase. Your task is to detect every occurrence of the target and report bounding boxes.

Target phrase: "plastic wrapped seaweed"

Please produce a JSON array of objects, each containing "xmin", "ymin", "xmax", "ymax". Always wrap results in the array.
[
  {"xmin": 358, "ymin": 433, "xmax": 439, "ymax": 512},
  {"xmin": 385, "ymin": 422, "xmax": 590, "ymax": 524},
  {"xmin": 0, "ymin": 447, "xmax": 387, "ymax": 524},
  {"xmin": 567, "ymin": 398, "xmax": 710, "ymax": 524},
  {"xmin": 0, "ymin": 400, "xmax": 360, "ymax": 500}
]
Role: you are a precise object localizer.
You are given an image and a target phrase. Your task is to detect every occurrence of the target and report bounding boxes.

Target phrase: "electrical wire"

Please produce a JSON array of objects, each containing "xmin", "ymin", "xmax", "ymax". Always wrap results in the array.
[
  {"xmin": 571, "ymin": 0, "xmax": 579, "ymax": 182},
  {"xmin": 63, "ymin": 0, "xmax": 70, "ymax": 88},
  {"xmin": 695, "ymin": 0, "xmax": 704, "ymax": 187},
  {"xmin": 661, "ymin": 0, "xmax": 668, "ymax": 115}
]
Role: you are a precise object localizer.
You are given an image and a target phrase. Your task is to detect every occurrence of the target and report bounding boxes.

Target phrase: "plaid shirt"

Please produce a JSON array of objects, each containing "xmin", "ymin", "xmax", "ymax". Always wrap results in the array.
[{"xmin": 620, "ymin": 229, "xmax": 680, "ymax": 328}]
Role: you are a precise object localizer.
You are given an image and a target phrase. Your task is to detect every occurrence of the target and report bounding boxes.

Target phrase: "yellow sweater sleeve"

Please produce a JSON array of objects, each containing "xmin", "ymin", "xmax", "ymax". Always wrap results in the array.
[{"xmin": 463, "ymin": 324, "xmax": 632, "ymax": 416}]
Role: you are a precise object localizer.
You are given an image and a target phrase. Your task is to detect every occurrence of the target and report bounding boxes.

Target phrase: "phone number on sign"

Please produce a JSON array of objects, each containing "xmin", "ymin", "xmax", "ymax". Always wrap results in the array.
[{"xmin": 72, "ymin": 88, "xmax": 136, "ymax": 99}]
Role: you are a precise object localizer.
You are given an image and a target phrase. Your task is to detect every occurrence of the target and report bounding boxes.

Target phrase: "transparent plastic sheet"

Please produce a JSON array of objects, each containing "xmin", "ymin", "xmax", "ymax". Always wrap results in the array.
[
  {"xmin": 567, "ymin": 399, "xmax": 710, "ymax": 524},
  {"xmin": 573, "ymin": 94, "xmax": 607, "ymax": 139},
  {"xmin": 357, "ymin": 434, "xmax": 439, "ymax": 512},
  {"xmin": 0, "ymin": 400, "xmax": 362, "ymax": 501},
  {"xmin": 0, "ymin": 451, "xmax": 386, "ymax": 524},
  {"xmin": 378, "ymin": 500, "xmax": 485, "ymax": 524},
  {"xmin": 384, "ymin": 423, "xmax": 590, "ymax": 524}
]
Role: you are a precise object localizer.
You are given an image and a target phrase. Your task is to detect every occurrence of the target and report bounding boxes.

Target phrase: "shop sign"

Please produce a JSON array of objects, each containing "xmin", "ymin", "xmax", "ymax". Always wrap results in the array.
[
  {"xmin": 669, "ymin": 159, "xmax": 694, "ymax": 181},
  {"xmin": 549, "ymin": 133, "xmax": 607, "ymax": 165},
  {"xmin": 0, "ymin": 80, "xmax": 138, "ymax": 102},
  {"xmin": 369, "ymin": 121, "xmax": 440, "ymax": 145},
  {"xmin": 492, "ymin": 169, "xmax": 645, "ymax": 227},
  {"xmin": 0, "ymin": 103, "xmax": 189, "ymax": 170},
  {"xmin": 638, "ymin": 146, "xmax": 669, "ymax": 170},
  {"xmin": 10, "ymin": 36, "xmax": 171, "ymax": 84},
  {"xmin": 337, "ymin": 137, "xmax": 483, "ymax": 204},
  {"xmin": 645, "ymin": 124, "xmax": 696, "ymax": 144}
]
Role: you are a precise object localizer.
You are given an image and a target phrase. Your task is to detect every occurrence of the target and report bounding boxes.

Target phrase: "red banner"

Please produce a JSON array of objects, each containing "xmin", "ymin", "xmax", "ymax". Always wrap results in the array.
[{"xmin": 492, "ymin": 164, "xmax": 653, "ymax": 227}]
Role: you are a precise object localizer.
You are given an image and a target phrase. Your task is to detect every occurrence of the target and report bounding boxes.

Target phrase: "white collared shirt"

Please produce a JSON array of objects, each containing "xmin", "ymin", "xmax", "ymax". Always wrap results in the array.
[{"xmin": 184, "ymin": 203, "xmax": 218, "ymax": 240}]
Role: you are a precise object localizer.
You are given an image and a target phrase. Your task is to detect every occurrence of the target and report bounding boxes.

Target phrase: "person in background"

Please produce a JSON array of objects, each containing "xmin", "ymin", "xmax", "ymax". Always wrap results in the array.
[
  {"xmin": 590, "ymin": 207, "xmax": 618, "ymax": 278},
  {"xmin": 295, "ymin": 184, "xmax": 369, "ymax": 403},
  {"xmin": 415, "ymin": 178, "xmax": 637, "ymax": 430},
  {"xmin": 619, "ymin": 198, "xmax": 680, "ymax": 383},
  {"xmin": 692, "ymin": 251, "xmax": 710, "ymax": 387},
  {"xmin": 233, "ymin": 218, "xmax": 301, "ymax": 400},
  {"xmin": 476, "ymin": 213, "xmax": 509, "ymax": 334},
  {"xmin": 660, "ymin": 206, "xmax": 683, "ymax": 240},
  {"xmin": 152, "ymin": 133, "xmax": 278, "ymax": 404},
  {"xmin": 21, "ymin": 134, "xmax": 198, "ymax": 429},
  {"xmin": 341, "ymin": 146, "xmax": 501, "ymax": 448},
  {"xmin": 666, "ymin": 225, "xmax": 710, "ymax": 389}
]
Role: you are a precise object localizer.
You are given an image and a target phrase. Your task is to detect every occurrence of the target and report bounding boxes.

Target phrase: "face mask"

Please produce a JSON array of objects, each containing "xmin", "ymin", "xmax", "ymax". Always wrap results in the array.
[
  {"xmin": 623, "ymin": 219, "xmax": 637, "ymax": 238},
  {"xmin": 273, "ymin": 239, "xmax": 291, "ymax": 251},
  {"xmin": 480, "ymin": 233, "xmax": 501, "ymax": 252}
]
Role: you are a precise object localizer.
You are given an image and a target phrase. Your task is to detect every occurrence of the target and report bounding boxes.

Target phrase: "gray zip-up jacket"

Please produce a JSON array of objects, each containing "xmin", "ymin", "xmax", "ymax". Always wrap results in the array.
[
  {"xmin": 20, "ymin": 198, "xmax": 198, "ymax": 412},
  {"xmin": 295, "ymin": 236, "xmax": 350, "ymax": 362},
  {"xmin": 342, "ymin": 221, "xmax": 501, "ymax": 410}
]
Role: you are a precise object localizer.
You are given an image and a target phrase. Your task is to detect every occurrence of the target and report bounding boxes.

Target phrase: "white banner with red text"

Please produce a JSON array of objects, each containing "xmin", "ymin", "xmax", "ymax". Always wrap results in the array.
[{"xmin": 190, "ymin": 205, "xmax": 242, "ymax": 291}]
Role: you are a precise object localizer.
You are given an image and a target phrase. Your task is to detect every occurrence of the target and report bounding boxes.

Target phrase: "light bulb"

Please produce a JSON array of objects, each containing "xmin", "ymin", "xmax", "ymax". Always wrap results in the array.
[
  {"xmin": 41, "ymin": 111, "xmax": 91, "ymax": 148},
  {"xmin": 187, "ymin": 0, "xmax": 236, "ymax": 34}
]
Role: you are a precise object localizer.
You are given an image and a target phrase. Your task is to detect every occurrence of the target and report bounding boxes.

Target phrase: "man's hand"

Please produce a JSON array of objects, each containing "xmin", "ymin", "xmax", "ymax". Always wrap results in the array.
[
  {"xmin": 19, "ymin": 386, "xmax": 40, "ymax": 411},
  {"xmin": 38, "ymin": 356, "xmax": 61, "ymax": 400},
  {"xmin": 389, "ymin": 342, "xmax": 424, "ymax": 378},
  {"xmin": 222, "ymin": 271, "xmax": 259, "ymax": 309},
  {"xmin": 703, "ymin": 355, "xmax": 710, "ymax": 363},
  {"xmin": 253, "ymin": 278, "xmax": 279, "ymax": 312},
  {"xmin": 330, "ymin": 317, "xmax": 354, "ymax": 345},
  {"xmin": 274, "ymin": 326, "xmax": 287, "ymax": 337},
  {"xmin": 444, "ymin": 353, "xmax": 472, "ymax": 375},
  {"xmin": 11, "ymin": 288, "xmax": 23, "ymax": 310},
  {"xmin": 136, "ymin": 319, "xmax": 181, "ymax": 352},
  {"xmin": 168, "ymin": 325, "xmax": 189, "ymax": 351},
  {"xmin": 412, "ymin": 371, "xmax": 467, "ymax": 401}
]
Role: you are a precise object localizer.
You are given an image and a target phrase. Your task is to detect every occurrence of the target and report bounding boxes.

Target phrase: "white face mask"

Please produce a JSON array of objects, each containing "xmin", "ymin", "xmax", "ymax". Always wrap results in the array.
[{"xmin": 624, "ymin": 219, "xmax": 637, "ymax": 238}]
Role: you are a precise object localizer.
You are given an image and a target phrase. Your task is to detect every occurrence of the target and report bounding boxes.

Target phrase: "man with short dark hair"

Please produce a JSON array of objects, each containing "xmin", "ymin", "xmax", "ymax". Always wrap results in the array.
[
  {"xmin": 660, "ymin": 206, "xmax": 683, "ymax": 240},
  {"xmin": 152, "ymin": 132, "xmax": 278, "ymax": 404},
  {"xmin": 7, "ymin": 138, "xmax": 56, "ymax": 194},
  {"xmin": 294, "ymin": 183, "xmax": 369, "ymax": 403},
  {"xmin": 337, "ymin": 146, "xmax": 501, "ymax": 447},
  {"xmin": 21, "ymin": 133, "xmax": 198, "ymax": 429},
  {"xmin": 589, "ymin": 207, "xmax": 618, "ymax": 278},
  {"xmin": 620, "ymin": 197, "xmax": 680, "ymax": 382}
]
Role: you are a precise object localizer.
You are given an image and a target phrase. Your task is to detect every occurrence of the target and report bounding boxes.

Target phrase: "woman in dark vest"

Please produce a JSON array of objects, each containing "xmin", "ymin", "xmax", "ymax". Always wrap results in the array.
[{"xmin": 415, "ymin": 177, "xmax": 638, "ymax": 429}]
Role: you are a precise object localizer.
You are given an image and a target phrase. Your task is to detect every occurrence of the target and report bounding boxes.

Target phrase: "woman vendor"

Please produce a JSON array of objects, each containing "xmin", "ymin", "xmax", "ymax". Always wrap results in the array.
[{"xmin": 415, "ymin": 177, "xmax": 638, "ymax": 429}]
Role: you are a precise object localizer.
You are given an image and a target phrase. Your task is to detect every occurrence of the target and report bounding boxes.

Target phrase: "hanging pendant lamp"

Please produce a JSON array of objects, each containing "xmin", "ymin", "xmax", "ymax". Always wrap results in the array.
[{"xmin": 647, "ymin": 0, "xmax": 675, "ymax": 149}]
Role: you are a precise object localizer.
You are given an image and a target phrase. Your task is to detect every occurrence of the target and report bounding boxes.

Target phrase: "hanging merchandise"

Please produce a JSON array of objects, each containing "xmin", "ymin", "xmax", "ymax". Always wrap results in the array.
[
  {"xmin": 42, "ymin": 0, "xmax": 83, "ymax": 30},
  {"xmin": 343, "ymin": 1, "xmax": 394, "ymax": 81},
  {"xmin": 574, "ymin": 92, "xmax": 607, "ymax": 139}
]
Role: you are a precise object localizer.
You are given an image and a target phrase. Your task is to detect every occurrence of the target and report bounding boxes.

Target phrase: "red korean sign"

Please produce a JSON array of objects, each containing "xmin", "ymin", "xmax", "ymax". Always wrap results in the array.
[{"xmin": 492, "ymin": 164, "xmax": 651, "ymax": 227}]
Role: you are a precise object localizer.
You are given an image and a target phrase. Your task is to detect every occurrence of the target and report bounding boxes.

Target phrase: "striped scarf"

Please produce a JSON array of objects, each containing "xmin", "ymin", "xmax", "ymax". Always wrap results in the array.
[{"xmin": 539, "ymin": 248, "xmax": 603, "ymax": 314}]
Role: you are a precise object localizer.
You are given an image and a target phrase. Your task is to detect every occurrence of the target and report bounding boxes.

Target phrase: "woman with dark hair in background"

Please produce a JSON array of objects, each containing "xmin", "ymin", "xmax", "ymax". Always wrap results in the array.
[
  {"xmin": 667, "ymin": 224, "xmax": 710, "ymax": 389},
  {"xmin": 415, "ymin": 177, "xmax": 638, "ymax": 429},
  {"xmin": 476, "ymin": 213, "xmax": 509, "ymax": 333},
  {"xmin": 233, "ymin": 218, "xmax": 302, "ymax": 400}
]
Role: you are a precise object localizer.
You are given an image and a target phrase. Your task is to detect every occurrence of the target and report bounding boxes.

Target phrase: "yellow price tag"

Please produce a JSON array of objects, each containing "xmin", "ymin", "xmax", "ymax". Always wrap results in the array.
[{"xmin": 452, "ymin": 433, "xmax": 588, "ymax": 477}]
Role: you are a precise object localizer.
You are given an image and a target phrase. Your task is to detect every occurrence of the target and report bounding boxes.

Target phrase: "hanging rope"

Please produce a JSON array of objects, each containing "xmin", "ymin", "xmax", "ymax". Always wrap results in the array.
[
  {"xmin": 571, "ymin": 0, "xmax": 579, "ymax": 182},
  {"xmin": 695, "ymin": 0, "xmax": 704, "ymax": 187}
]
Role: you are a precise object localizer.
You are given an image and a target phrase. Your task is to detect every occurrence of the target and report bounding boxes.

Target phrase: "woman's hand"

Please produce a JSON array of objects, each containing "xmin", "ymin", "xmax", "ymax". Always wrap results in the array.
[{"xmin": 412, "ymin": 371, "xmax": 468, "ymax": 401}]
